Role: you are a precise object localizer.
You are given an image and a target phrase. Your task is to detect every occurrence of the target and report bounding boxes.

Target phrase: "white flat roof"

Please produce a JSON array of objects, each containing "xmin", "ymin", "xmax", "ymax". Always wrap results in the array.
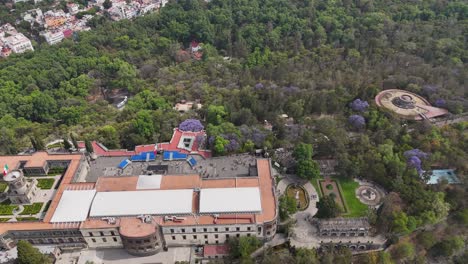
[
  {"xmin": 89, "ymin": 189, "xmax": 193, "ymax": 217},
  {"xmin": 137, "ymin": 175, "xmax": 162, "ymax": 189},
  {"xmin": 51, "ymin": 190, "xmax": 96, "ymax": 223},
  {"xmin": 199, "ymin": 187, "xmax": 262, "ymax": 214}
]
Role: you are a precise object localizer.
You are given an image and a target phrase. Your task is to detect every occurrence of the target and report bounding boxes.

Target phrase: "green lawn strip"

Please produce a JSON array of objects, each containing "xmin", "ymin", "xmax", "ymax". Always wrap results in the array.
[
  {"xmin": 0, "ymin": 218, "xmax": 11, "ymax": 222},
  {"xmin": 20, "ymin": 203, "xmax": 44, "ymax": 215},
  {"xmin": 337, "ymin": 178, "xmax": 368, "ymax": 217},
  {"xmin": 36, "ymin": 178, "xmax": 56, "ymax": 189},
  {"xmin": 310, "ymin": 178, "xmax": 323, "ymax": 197},
  {"xmin": 16, "ymin": 217, "xmax": 39, "ymax": 222},
  {"xmin": 0, "ymin": 183, "xmax": 8, "ymax": 192},
  {"xmin": 0, "ymin": 204, "xmax": 18, "ymax": 215}
]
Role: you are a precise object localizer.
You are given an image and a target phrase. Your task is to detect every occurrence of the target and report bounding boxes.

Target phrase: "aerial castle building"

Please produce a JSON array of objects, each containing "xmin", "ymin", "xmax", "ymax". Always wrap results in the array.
[{"xmin": 0, "ymin": 148, "xmax": 277, "ymax": 256}]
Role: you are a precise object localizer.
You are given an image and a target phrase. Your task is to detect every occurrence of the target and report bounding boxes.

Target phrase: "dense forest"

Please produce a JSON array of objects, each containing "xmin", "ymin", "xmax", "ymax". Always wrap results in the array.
[{"xmin": 0, "ymin": 0, "xmax": 467, "ymax": 262}]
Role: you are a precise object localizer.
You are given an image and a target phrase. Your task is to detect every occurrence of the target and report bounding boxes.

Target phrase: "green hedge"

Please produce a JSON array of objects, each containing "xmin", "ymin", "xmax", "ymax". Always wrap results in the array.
[
  {"xmin": 37, "ymin": 178, "xmax": 55, "ymax": 189},
  {"xmin": 0, "ymin": 205, "xmax": 18, "ymax": 215},
  {"xmin": 17, "ymin": 217, "xmax": 39, "ymax": 222},
  {"xmin": 20, "ymin": 203, "xmax": 44, "ymax": 215}
]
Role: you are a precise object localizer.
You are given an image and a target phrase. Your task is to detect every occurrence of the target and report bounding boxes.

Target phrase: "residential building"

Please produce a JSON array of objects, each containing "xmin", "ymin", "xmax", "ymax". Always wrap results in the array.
[{"xmin": 42, "ymin": 31, "xmax": 65, "ymax": 45}]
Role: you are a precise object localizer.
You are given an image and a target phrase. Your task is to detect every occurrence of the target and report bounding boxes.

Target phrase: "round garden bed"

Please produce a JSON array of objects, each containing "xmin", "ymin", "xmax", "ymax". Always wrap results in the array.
[{"xmin": 285, "ymin": 184, "xmax": 309, "ymax": 211}]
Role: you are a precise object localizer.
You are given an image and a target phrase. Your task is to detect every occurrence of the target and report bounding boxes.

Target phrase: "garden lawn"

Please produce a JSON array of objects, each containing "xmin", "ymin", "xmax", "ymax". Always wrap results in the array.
[
  {"xmin": 36, "ymin": 178, "xmax": 55, "ymax": 189},
  {"xmin": 20, "ymin": 203, "xmax": 44, "ymax": 215},
  {"xmin": 0, "ymin": 204, "xmax": 18, "ymax": 215},
  {"xmin": 0, "ymin": 183, "xmax": 7, "ymax": 192},
  {"xmin": 338, "ymin": 178, "xmax": 368, "ymax": 217}
]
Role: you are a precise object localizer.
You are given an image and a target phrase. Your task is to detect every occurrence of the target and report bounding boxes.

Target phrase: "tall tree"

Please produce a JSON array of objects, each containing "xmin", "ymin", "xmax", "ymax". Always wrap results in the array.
[
  {"xmin": 316, "ymin": 194, "xmax": 341, "ymax": 218},
  {"xmin": 17, "ymin": 240, "xmax": 52, "ymax": 264}
]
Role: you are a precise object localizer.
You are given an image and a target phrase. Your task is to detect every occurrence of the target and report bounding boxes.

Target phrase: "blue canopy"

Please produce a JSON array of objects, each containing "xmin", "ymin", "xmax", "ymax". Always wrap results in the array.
[
  {"xmin": 187, "ymin": 156, "xmax": 197, "ymax": 167},
  {"xmin": 131, "ymin": 151, "xmax": 156, "ymax": 162},
  {"xmin": 118, "ymin": 159, "xmax": 131, "ymax": 169},
  {"xmin": 163, "ymin": 151, "xmax": 188, "ymax": 161}
]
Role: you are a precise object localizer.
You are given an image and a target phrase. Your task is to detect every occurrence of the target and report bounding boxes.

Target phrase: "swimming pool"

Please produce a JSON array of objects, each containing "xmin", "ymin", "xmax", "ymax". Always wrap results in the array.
[{"xmin": 427, "ymin": 169, "xmax": 460, "ymax": 184}]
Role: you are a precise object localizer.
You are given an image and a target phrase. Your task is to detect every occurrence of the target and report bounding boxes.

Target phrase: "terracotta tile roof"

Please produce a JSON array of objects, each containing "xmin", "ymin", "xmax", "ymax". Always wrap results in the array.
[
  {"xmin": 95, "ymin": 176, "xmax": 138, "ymax": 192},
  {"xmin": 255, "ymin": 159, "xmax": 276, "ymax": 223},
  {"xmin": 119, "ymin": 217, "xmax": 156, "ymax": 238},
  {"xmin": 134, "ymin": 144, "xmax": 156, "ymax": 153},
  {"xmin": 160, "ymin": 174, "xmax": 201, "ymax": 189},
  {"xmin": 156, "ymin": 129, "xmax": 211, "ymax": 158},
  {"xmin": 80, "ymin": 218, "xmax": 121, "ymax": 229},
  {"xmin": 91, "ymin": 141, "xmax": 136, "ymax": 157},
  {"xmin": 204, "ymin": 244, "xmax": 229, "ymax": 257}
]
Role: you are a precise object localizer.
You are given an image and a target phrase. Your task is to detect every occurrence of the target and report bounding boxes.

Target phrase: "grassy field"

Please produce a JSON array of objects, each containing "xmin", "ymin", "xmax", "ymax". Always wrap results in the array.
[
  {"xmin": 0, "ymin": 218, "xmax": 11, "ymax": 222},
  {"xmin": 339, "ymin": 178, "xmax": 368, "ymax": 217},
  {"xmin": 0, "ymin": 183, "xmax": 8, "ymax": 192},
  {"xmin": 20, "ymin": 203, "xmax": 44, "ymax": 215},
  {"xmin": 36, "ymin": 178, "xmax": 55, "ymax": 189}
]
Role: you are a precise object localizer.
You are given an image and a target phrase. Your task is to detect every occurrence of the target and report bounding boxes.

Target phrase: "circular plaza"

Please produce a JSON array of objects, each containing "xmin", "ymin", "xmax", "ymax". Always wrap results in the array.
[{"xmin": 375, "ymin": 89, "xmax": 448, "ymax": 120}]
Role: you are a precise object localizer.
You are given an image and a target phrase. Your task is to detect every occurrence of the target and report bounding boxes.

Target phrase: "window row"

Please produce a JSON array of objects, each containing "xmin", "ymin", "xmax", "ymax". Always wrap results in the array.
[
  {"xmin": 90, "ymin": 237, "xmax": 118, "ymax": 243},
  {"xmin": 169, "ymin": 226, "xmax": 252, "ymax": 233},
  {"xmin": 171, "ymin": 233, "xmax": 251, "ymax": 240},
  {"xmin": 88, "ymin": 231, "xmax": 116, "ymax": 237}
]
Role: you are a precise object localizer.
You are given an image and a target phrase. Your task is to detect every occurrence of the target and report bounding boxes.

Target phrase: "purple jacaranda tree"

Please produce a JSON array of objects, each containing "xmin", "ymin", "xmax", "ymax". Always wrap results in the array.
[
  {"xmin": 404, "ymin": 149, "xmax": 429, "ymax": 160},
  {"xmin": 408, "ymin": 156, "xmax": 423, "ymax": 174},
  {"xmin": 225, "ymin": 139, "xmax": 240, "ymax": 152},
  {"xmin": 195, "ymin": 134, "xmax": 205, "ymax": 149},
  {"xmin": 283, "ymin": 86, "xmax": 300, "ymax": 94},
  {"xmin": 348, "ymin": 115, "xmax": 366, "ymax": 129},
  {"xmin": 252, "ymin": 128, "xmax": 266, "ymax": 147},
  {"xmin": 208, "ymin": 136, "xmax": 215, "ymax": 148},
  {"xmin": 255, "ymin": 83, "xmax": 264, "ymax": 89},
  {"xmin": 349, "ymin": 99, "xmax": 369, "ymax": 112},
  {"xmin": 434, "ymin": 98, "xmax": 446, "ymax": 108},
  {"xmin": 422, "ymin": 85, "xmax": 438, "ymax": 95},
  {"xmin": 179, "ymin": 119, "xmax": 204, "ymax": 132}
]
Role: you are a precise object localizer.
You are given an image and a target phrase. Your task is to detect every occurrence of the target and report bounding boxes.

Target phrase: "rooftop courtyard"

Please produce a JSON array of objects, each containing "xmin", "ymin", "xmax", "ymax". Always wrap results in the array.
[{"xmin": 85, "ymin": 153, "xmax": 258, "ymax": 182}]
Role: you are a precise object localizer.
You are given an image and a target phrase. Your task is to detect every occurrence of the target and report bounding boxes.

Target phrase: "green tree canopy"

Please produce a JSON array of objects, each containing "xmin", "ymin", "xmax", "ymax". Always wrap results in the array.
[
  {"xmin": 316, "ymin": 194, "xmax": 342, "ymax": 218},
  {"xmin": 17, "ymin": 240, "xmax": 52, "ymax": 264},
  {"xmin": 279, "ymin": 195, "xmax": 297, "ymax": 220}
]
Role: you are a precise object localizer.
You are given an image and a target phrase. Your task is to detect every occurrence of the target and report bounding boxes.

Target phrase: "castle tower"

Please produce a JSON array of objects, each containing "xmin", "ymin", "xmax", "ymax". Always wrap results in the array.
[{"xmin": 4, "ymin": 170, "xmax": 38, "ymax": 204}]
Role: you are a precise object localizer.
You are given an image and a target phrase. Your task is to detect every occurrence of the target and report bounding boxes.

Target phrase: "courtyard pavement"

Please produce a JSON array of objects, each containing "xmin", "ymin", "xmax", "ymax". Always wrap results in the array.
[{"xmin": 56, "ymin": 247, "xmax": 192, "ymax": 264}]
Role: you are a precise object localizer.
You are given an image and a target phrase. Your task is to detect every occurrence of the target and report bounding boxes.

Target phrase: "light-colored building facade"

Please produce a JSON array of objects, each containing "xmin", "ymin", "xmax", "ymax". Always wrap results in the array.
[{"xmin": 42, "ymin": 31, "xmax": 65, "ymax": 45}]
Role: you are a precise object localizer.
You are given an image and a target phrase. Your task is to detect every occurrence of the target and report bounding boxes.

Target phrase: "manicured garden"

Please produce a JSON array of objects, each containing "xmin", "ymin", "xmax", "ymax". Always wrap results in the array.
[
  {"xmin": 0, "ymin": 204, "xmax": 18, "ymax": 215},
  {"xmin": 314, "ymin": 178, "xmax": 368, "ymax": 218},
  {"xmin": 36, "ymin": 178, "xmax": 55, "ymax": 189},
  {"xmin": 20, "ymin": 203, "xmax": 44, "ymax": 215},
  {"xmin": 339, "ymin": 178, "xmax": 368, "ymax": 217}
]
